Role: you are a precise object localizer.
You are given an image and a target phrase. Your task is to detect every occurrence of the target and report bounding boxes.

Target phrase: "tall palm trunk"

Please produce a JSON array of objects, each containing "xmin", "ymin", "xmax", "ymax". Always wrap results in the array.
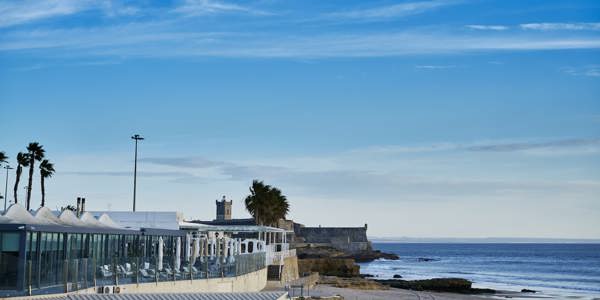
[
  {"xmin": 13, "ymin": 166, "xmax": 22, "ymax": 204},
  {"xmin": 40, "ymin": 175, "xmax": 46, "ymax": 207},
  {"xmin": 26, "ymin": 159, "xmax": 35, "ymax": 210}
]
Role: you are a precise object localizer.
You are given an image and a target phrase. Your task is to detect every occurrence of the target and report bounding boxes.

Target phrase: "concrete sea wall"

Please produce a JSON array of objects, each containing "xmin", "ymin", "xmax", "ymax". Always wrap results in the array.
[{"xmin": 9, "ymin": 269, "xmax": 268, "ymax": 299}]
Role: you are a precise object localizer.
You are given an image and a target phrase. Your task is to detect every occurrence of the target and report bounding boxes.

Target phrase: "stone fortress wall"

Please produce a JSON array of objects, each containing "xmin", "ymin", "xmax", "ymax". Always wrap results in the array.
[{"xmin": 293, "ymin": 223, "xmax": 372, "ymax": 253}]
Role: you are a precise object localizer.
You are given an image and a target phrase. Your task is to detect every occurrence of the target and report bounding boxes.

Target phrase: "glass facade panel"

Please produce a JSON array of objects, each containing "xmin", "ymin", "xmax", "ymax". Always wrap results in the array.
[
  {"xmin": 1, "ymin": 227, "xmax": 272, "ymax": 298},
  {"xmin": 0, "ymin": 232, "xmax": 21, "ymax": 290},
  {"xmin": 1, "ymin": 233, "xmax": 19, "ymax": 252}
]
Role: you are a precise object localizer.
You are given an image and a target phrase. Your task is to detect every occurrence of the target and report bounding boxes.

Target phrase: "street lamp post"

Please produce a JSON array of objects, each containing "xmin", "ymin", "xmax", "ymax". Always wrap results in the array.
[
  {"xmin": 131, "ymin": 134, "xmax": 144, "ymax": 212},
  {"xmin": 3, "ymin": 165, "xmax": 13, "ymax": 211}
]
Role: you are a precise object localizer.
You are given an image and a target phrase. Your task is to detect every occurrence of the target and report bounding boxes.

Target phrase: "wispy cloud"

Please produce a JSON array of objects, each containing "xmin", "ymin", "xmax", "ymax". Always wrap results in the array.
[
  {"xmin": 0, "ymin": 0, "xmax": 138, "ymax": 28},
  {"xmin": 325, "ymin": 0, "xmax": 459, "ymax": 20},
  {"xmin": 415, "ymin": 64, "xmax": 456, "ymax": 69},
  {"xmin": 465, "ymin": 138, "xmax": 600, "ymax": 152},
  {"xmin": 173, "ymin": 0, "xmax": 270, "ymax": 16},
  {"xmin": 139, "ymin": 156, "xmax": 289, "ymax": 181},
  {"xmin": 2, "ymin": 24, "xmax": 600, "ymax": 58},
  {"xmin": 352, "ymin": 138, "xmax": 600, "ymax": 155},
  {"xmin": 63, "ymin": 171, "xmax": 195, "ymax": 177},
  {"xmin": 466, "ymin": 25, "xmax": 508, "ymax": 31},
  {"xmin": 562, "ymin": 65, "xmax": 600, "ymax": 77},
  {"xmin": 520, "ymin": 22, "xmax": 600, "ymax": 31},
  {"xmin": 139, "ymin": 157, "xmax": 224, "ymax": 168},
  {"xmin": 120, "ymin": 152, "xmax": 600, "ymax": 203},
  {"xmin": 467, "ymin": 23, "xmax": 600, "ymax": 32},
  {"xmin": 0, "ymin": 0, "xmax": 89, "ymax": 28},
  {"xmin": 348, "ymin": 143, "xmax": 458, "ymax": 155}
]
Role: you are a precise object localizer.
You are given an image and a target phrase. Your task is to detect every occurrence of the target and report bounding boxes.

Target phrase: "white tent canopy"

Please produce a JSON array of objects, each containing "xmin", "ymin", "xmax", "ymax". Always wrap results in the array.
[{"xmin": 0, "ymin": 203, "xmax": 123, "ymax": 229}]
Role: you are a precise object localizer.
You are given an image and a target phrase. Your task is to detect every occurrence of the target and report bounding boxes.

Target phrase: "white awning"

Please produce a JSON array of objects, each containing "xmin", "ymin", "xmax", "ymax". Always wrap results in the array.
[{"xmin": 179, "ymin": 222, "xmax": 290, "ymax": 233}]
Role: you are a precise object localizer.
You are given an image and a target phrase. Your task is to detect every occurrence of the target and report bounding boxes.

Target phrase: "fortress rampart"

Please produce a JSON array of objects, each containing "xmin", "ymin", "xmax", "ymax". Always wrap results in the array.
[{"xmin": 293, "ymin": 224, "xmax": 372, "ymax": 253}]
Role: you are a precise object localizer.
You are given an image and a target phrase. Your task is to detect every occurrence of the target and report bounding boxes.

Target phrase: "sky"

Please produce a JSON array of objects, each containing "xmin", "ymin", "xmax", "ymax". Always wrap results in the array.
[{"xmin": 0, "ymin": 0, "xmax": 599, "ymax": 239}]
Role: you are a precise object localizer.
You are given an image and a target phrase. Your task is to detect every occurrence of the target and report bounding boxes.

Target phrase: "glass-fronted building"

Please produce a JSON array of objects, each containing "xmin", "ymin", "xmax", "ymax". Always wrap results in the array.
[{"xmin": 0, "ymin": 205, "xmax": 278, "ymax": 298}]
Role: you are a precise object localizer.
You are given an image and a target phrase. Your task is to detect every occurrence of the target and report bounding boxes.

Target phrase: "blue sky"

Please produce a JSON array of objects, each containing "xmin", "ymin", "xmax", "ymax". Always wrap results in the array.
[{"xmin": 0, "ymin": 0, "xmax": 599, "ymax": 238}]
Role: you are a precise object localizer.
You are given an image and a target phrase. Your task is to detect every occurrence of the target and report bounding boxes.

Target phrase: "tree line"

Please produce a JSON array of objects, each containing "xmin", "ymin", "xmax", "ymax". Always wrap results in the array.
[{"xmin": 0, "ymin": 142, "xmax": 55, "ymax": 211}]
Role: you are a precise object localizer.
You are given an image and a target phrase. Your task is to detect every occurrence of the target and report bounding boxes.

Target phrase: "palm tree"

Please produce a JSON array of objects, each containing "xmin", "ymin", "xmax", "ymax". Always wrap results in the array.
[
  {"xmin": 39, "ymin": 159, "xmax": 55, "ymax": 207},
  {"xmin": 13, "ymin": 152, "xmax": 29, "ymax": 205},
  {"xmin": 25, "ymin": 142, "xmax": 45, "ymax": 210},
  {"xmin": 0, "ymin": 151, "xmax": 7, "ymax": 164},
  {"xmin": 244, "ymin": 180, "xmax": 290, "ymax": 226}
]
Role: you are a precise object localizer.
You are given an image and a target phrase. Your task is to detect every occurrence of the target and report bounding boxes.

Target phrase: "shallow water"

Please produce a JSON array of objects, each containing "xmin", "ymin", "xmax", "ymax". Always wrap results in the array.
[{"xmin": 360, "ymin": 243, "xmax": 600, "ymax": 299}]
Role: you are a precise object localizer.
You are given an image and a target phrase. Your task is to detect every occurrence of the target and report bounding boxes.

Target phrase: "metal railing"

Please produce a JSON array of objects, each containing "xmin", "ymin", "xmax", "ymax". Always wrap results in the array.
[{"xmin": 266, "ymin": 247, "xmax": 296, "ymax": 265}]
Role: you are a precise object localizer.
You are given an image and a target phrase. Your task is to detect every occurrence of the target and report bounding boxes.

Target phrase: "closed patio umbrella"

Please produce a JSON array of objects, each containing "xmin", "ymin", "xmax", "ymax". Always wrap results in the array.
[
  {"xmin": 158, "ymin": 237, "xmax": 164, "ymax": 271},
  {"xmin": 222, "ymin": 238, "xmax": 228, "ymax": 263},
  {"xmin": 191, "ymin": 238, "xmax": 199, "ymax": 265},
  {"xmin": 228, "ymin": 239, "xmax": 235, "ymax": 263},
  {"xmin": 175, "ymin": 237, "xmax": 181, "ymax": 271},
  {"xmin": 185, "ymin": 235, "xmax": 191, "ymax": 261},
  {"xmin": 199, "ymin": 238, "xmax": 205, "ymax": 263}
]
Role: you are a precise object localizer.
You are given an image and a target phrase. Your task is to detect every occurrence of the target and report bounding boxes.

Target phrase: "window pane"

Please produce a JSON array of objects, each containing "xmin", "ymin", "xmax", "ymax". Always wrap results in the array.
[{"xmin": 2, "ymin": 233, "xmax": 19, "ymax": 252}]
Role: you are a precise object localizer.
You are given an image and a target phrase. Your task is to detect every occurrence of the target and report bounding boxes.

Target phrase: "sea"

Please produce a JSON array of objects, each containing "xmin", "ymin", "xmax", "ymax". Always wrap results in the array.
[{"xmin": 360, "ymin": 243, "xmax": 600, "ymax": 299}]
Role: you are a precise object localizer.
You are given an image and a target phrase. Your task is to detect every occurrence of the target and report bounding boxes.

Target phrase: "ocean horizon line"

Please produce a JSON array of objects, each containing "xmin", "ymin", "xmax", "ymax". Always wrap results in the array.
[{"xmin": 369, "ymin": 237, "xmax": 600, "ymax": 244}]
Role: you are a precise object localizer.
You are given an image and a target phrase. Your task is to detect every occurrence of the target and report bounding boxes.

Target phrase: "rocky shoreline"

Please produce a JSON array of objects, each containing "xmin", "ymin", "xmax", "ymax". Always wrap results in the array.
[
  {"xmin": 296, "ymin": 245, "xmax": 399, "ymax": 261},
  {"xmin": 296, "ymin": 245, "xmax": 399, "ymax": 277},
  {"xmin": 318, "ymin": 276, "xmax": 496, "ymax": 295},
  {"xmin": 296, "ymin": 245, "xmax": 498, "ymax": 296}
]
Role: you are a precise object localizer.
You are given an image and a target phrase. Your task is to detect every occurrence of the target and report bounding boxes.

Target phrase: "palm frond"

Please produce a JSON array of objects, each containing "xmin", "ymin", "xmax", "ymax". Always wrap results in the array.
[
  {"xmin": 244, "ymin": 179, "xmax": 289, "ymax": 226},
  {"xmin": 0, "ymin": 151, "xmax": 8, "ymax": 163},
  {"xmin": 39, "ymin": 159, "xmax": 56, "ymax": 177},
  {"xmin": 27, "ymin": 142, "xmax": 45, "ymax": 160},
  {"xmin": 17, "ymin": 152, "xmax": 30, "ymax": 166}
]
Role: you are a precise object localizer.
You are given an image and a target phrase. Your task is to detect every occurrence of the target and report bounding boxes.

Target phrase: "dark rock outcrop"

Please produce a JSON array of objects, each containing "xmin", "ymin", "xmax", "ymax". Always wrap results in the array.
[
  {"xmin": 352, "ymin": 250, "xmax": 399, "ymax": 262},
  {"xmin": 375, "ymin": 278, "xmax": 495, "ymax": 294},
  {"xmin": 296, "ymin": 245, "xmax": 398, "ymax": 263},
  {"xmin": 417, "ymin": 257, "xmax": 438, "ymax": 262},
  {"xmin": 296, "ymin": 245, "xmax": 398, "ymax": 278},
  {"xmin": 298, "ymin": 258, "xmax": 360, "ymax": 277},
  {"xmin": 521, "ymin": 289, "xmax": 537, "ymax": 293},
  {"xmin": 297, "ymin": 246, "xmax": 347, "ymax": 259},
  {"xmin": 393, "ymin": 274, "xmax": 402, "ymax": 279}
]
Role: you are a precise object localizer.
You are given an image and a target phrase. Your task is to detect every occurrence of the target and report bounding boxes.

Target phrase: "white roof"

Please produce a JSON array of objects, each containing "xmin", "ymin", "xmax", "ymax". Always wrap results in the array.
[
  {"xmin": 188, "ymin": 224, "xmax": 289, "ymax": 233},
  {"xmin": 1, "ymin": 204, "xmax": 288, "ymax": 234},
  {"xmin": 0, "ymin": 204, "xmax": 122, "ymax": 229},
  {"xmin": 89, "ymin": 211, "xmax": 182, "ymax": 230},
  {"xmin": 80, "ymin": 212, "xmax": 106, "ymax": 227},
  {"xmin": 59, "ymin": 210, "xmax": 85, "ymax": 226},
  {"xmin": 4, "ymin": 204, "xmax": 37, "ymax": 224},
  {"xmin": 179, "ymin": 221, "xmax": 216, "ymax": 230},
  {"xmin": 34, "ymin": 207, "xmax": 62, "ymax": 225}
]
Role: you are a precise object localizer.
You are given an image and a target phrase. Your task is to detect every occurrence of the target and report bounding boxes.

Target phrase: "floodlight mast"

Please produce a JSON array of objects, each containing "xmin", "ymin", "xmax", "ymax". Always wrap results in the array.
[{"xmin": 131, "ymin": 134, "xmax": 144, "ymax": 212}]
